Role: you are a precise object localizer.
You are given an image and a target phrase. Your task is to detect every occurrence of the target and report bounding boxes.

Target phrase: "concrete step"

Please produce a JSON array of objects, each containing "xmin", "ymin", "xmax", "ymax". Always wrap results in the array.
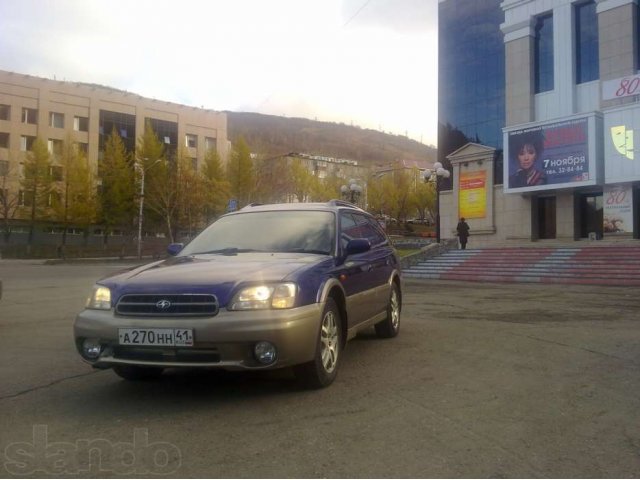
[{"xmin": 403, "ymin": 245, "xmax": 640, "ymax": 286}]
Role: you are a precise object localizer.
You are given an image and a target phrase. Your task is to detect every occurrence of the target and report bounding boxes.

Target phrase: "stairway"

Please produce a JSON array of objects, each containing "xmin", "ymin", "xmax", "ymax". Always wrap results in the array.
[{"xmin": 403, "ymin": 246, "xmax": 640, "ymax": 286}]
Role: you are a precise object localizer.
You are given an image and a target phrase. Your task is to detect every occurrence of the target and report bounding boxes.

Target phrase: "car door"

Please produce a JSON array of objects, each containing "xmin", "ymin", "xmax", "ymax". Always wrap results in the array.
[
  {"xmin": 338, "ymin": 211, "xmax": 393, "ymax": 326},
  {"xmin": 338, "ymin": 211, "xmax": 377, "ymax": 327},
  {"xmin": 351, "ymin": 212, "xmax": 394, "ymax": 318}
]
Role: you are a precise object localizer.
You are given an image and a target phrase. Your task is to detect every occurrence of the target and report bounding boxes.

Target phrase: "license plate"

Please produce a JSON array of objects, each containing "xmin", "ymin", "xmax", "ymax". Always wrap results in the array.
[{"xmin": 118, "ymin": 328, "xmax": 193, "ymax": 347}]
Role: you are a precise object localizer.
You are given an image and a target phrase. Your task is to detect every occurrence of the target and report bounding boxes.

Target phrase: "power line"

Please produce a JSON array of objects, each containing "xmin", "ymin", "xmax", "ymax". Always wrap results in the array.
[{"xmin": 343, "ymin": 0, "xmax": 374, "ymax": 27}]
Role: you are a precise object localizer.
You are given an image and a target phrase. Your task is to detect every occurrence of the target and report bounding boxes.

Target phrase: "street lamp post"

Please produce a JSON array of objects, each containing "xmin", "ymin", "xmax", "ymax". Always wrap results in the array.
[
  {"xmin": 423, "ymin": 162, "xmax": 451, "ymax": 243},
  {"xmin": 135, "ymin": 158, "xmax": 163, "ymax": 259},
  {"xmin": 340, "ymin": 178, "xmax": 363, "ymax": 205}
]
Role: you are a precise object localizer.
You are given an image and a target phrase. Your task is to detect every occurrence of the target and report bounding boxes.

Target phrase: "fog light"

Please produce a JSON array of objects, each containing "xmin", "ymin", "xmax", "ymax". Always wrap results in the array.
[
  {"xmin": 82, "ymin": 338, "xmax": 102, "ymax": 360},
  {"xmin": 254, "ymin": 341, "xmax": 277, "ymax": 365}
]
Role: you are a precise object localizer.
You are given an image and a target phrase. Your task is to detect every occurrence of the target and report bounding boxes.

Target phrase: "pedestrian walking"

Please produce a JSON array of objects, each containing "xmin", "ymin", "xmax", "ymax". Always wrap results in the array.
[{"xmin": 456, "ymin": 217, "xmax": 470, "ymax": 250}]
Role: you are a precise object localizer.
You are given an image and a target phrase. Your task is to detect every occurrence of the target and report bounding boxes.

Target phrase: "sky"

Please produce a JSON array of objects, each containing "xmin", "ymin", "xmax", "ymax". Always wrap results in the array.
[{"xmin": 0, "ymin": 0, "xmax": 438, "ymax": 146}]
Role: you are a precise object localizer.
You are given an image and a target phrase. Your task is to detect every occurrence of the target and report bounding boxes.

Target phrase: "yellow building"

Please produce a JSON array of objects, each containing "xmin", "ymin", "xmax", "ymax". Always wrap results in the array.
[{"xmin": 0, "ymin": 70, "xmax": 228, "ymax": 243}]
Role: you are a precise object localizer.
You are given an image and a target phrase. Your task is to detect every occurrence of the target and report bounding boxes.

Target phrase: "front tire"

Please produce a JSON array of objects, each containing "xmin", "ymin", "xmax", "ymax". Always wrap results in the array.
[
  {"xmin": 295, "ymin": 297, "xmax": 342, "ymax": 389},
  {"xmin": 375, "ymin": 282, "xmax": 401, "ymax": 338},
  {"xmin": 113, "ymin": 365, "xmax": 164, "ymax": 381}
]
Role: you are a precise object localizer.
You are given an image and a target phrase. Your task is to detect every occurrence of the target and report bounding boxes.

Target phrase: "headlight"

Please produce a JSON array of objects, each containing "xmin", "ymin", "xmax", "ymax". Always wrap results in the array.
[
  {"xmin": 86, "ymin": 285, "xmax": 112, "ymax": 310},
  {"xmin": 229, "ymin": 283, "xmax": 297, "ymax": 310}
]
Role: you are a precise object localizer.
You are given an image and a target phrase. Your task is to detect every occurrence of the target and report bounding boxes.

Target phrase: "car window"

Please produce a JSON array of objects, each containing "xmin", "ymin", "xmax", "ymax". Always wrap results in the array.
[
  {"xmin": 353, "ymin": 213, "xmax": 387, "ymax": 246},
  {"xmin": 340, "ymin": 211, "xmax": 387, "ymax": 250},
  {"xmin": 339, "ymin": 212, "xmax": 359, "ymax": 251},
  {"xmin": 181, "ymin": 211, "xmax": 335, "ymax": 256}
]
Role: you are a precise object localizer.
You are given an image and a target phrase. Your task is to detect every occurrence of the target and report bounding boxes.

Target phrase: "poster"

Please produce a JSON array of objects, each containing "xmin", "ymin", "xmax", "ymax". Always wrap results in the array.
[
  {"xmin": 603, "ymin": 184, "xmax": 633, "ymax": 234},
  {"xmin": 507, "ymin": 118, "xmax": 589, "ymax": 190},
  {"xmin": 459, "ymin": 171, "xmax": 486, "ymax": 219}
]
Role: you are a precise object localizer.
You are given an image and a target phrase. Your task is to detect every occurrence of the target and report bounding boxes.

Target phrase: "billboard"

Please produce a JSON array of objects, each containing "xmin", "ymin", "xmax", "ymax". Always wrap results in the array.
[
  {"xmin": 603, "ymin": 184, "xmax": 633, "ymax": 234},
  {"xmin": 505, "ymin": 117, "xmax": 593, "ymax": 192},
  {"xmin": 459, "ymin": 171, "xmax": 486, "ymax": 219}
]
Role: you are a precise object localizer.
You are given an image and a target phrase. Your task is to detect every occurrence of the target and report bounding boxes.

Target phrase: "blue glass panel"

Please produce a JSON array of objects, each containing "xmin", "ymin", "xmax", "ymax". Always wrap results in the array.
[
  {"xmin": 535, "ymin": 14, "xmax": 554, "ymax": 93},
  {"xmin": 575, "ymin": 1, "xmax": 599, "ymax": 84},
  {"xmin": 438, "ymin": 0, "xmax": 505, "ymax": 185}
]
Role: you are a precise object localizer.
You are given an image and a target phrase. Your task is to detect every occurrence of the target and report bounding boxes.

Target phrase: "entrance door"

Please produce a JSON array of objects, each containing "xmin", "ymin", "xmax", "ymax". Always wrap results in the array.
[
  {"xmin": 579, "ymin": 193, "xmax": 603, "ymax": 239},
  {"xmin": 537, "ymin": 196, "xmax": 556, "ymax": 239}
]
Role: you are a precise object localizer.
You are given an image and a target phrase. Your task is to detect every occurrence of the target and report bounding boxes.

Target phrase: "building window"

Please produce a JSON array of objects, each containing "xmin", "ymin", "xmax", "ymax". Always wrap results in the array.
[
  {"xmin": 205, "ymin": 137, "xmax": 217, "ymax": 151},
  {"xmin": 186, "ymin": 134, "xmax": 197, "ymax": 148},
  {"xmin": 22, "ymin": 108, "xmax": 37, "ymax": 124},
  {"xmin": 0, "ymin": 132, "xmax": 8, "ymax": 149},
  {"xmin": 20, "ymin": 135, "xmax": 36, "ymax": 151},
  {"xmin": 0, "ymin": 104, "xmax": 10, "ymax": 121},
  {"xmin": 48, "ymin": 191, "xmax": 61, "ymax": 207},
  {"xmin": 19, "ymin": 190, "xmax": 33, "ymax": 207},
  {"xmin": 534, "ymin": 13, "xmax": 554, "ymax": 93},
  {"xmin": 49, "ymin": 112, "xmax": 64, "ymax": 129},
  {"xmin": 49, "ymin": 165, "xmax": 63, "ymax": 181},
  {"xmin": 48, "ymin": 139, "xmax": 63, "ymax": 156},
  {"xmin": 146, "ymin": 117, "xmax": 178, "ymax": 158},
  {"xmin": 74, "ymin": 116, "xmax": 89, "ymax": 132},
  {"xmin": 0, "ymin": 160, "xmax": 8, "ymax": 176},
  {"xmin": 191, "ymin": 158, "xmax": 198, "ymax": 170},
  {"xmin": 75, "ymin": 142, "xmax": 88, "ymax": 154},
  {"xmin": 99, "ymin": 110, "xmax": 136, "ymax": 154},
  {"xmin": 575, "ymin": 1, "xmax": 599, "ymax": 84}
]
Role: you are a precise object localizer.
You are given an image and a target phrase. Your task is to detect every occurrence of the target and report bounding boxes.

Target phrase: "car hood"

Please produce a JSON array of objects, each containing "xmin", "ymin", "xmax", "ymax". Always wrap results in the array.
[{"xmin": 100, "ymin": 252, "xmax": 331, "ymax": 306}]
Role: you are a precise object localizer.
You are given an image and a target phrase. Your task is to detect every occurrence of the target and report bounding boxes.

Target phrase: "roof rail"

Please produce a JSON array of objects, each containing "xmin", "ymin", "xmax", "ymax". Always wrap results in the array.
[
  {"xmin": 240, "ymin": 202, "xmax": 265, "ymax": 210},
  {"xmin": 327, "ymin": 199, "xmax": 364, "ymax": 210}
]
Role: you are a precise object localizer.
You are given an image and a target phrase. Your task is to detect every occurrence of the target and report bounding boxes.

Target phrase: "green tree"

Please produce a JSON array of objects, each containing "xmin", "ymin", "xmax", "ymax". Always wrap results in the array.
[
  {"xmin": 366, "ymin": 168, "xmax": 414, "ymax": 221},
  {"xmin": 290, "ymin": 158, "xmax": 314, "ymax": 202},
  {"xmin": 202, "ymin": 147, "xmax": 231, "ymax": 222},
  {"xmin": 411, "ymin": 176, "xmax": 436, "ymax": 223},
  {"xmin": 136, "ymin": 122, "xmax": 169, "ymax": 238},
  {"xmin": 313, "ymin": 173, "xmax": 343, "ymax": 202},
  {"xmin": 0, "ymin": 156, "xmax": 21, "ymax": 242},
  {"xmin": 21, "ymin": 138, "xmax": 54, "ymax": 245},
  {"xmin": 227, "ymin": 136, "xmax": 254, "ymax": 207},
  {"xmin": 175, "ymin": 148, "xmax": 206, "ymax": 239},
  {"xmin": 99, "ymin": 130, "xmax": 135, "ymax": 242},
  {"xmin": 54, "ymin": 136, "xmax": 98, "ymax": 246}
]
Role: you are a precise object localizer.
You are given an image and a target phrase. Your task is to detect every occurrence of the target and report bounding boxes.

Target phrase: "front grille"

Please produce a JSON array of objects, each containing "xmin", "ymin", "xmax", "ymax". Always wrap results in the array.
[
  {"xmin": 116, "ymin": 294, "xmax": 219, "ymax": 317},
  {"xmin": 113, "ymin": 346, "xmax": 221, "ymax": 363}
]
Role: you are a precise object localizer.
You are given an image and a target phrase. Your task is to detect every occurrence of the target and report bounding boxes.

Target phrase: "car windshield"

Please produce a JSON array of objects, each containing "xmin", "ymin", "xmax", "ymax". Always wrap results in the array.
[{"xmin": 181, "ymin": 210, "xmax": 335, "ymax": 256}]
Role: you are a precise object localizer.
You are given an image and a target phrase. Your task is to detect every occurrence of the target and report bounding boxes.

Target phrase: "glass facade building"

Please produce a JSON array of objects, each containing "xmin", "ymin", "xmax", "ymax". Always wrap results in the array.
[{"xmin": 438, "ymin": 0, "xmax": 505, "ymax": 185}]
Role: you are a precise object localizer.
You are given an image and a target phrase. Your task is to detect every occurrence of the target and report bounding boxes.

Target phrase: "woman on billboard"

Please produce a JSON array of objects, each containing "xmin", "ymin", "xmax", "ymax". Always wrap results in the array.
[{"xmin": 509, "ymin": 130, "xmax": 547, "ymax": 188}]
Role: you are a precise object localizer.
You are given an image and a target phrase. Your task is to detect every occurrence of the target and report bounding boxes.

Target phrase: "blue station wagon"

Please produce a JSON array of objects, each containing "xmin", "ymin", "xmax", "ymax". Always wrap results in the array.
[{"xmin": 74, "ymin": 201, "xmax": 402, "ymax": 388}]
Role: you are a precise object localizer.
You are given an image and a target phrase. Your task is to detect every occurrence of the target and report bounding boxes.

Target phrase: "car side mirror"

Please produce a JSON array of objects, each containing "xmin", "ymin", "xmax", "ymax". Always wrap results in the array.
[
  {"xmin": 345, "ymin": 238, "xmax": 371, "ymax": 256},
  {"xmin": 167, "ymin": 243, "xmax": 184, "ymax": 256}
]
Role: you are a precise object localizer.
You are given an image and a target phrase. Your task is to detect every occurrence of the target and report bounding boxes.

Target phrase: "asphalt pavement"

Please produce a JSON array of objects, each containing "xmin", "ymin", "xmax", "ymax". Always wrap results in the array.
[{"xmin": 0, "ymin": 260, "xmax": 639, "ymax": 477}]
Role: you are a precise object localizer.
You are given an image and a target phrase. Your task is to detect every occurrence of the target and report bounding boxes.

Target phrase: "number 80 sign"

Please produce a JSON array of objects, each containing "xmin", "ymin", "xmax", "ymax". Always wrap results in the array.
[{"xmin": 603, "ymin": 74, "xmax": 640, "ymax": 101}]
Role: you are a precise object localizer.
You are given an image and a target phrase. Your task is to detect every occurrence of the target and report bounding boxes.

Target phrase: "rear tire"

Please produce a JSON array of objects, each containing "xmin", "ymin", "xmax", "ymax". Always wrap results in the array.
[
  {"xmin": 375, "ymin": 282, "xmax": 401, "ymax": 338},
  {"xmin": 113, "ymin": 365, "xmax": 164, "ymax": 381},
  {"xmin": 294, "ymin": 298, "xmax": 342, "ymax": 389}
]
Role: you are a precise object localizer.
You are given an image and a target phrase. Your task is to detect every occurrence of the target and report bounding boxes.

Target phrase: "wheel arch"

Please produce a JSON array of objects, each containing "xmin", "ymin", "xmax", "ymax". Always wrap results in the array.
[
  {"xmin": 389, "ymin": 270, "xmax": 403, "ymax": 311},
  {"xmin": 318, "ymin": 278, "xmax": 348, "ymax": 349}
]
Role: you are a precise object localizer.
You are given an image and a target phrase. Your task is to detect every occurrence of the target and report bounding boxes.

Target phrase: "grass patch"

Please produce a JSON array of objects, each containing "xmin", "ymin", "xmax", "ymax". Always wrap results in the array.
[{"xmin": 396, "ymin": 248, "xmax": 421, "ymax": 258}]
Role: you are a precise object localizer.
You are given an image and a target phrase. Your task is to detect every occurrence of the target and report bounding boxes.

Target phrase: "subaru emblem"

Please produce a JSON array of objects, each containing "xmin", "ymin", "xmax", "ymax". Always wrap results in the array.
[{"xmin": 156, "ymin": 299, "xmax": 171, "ymax": 310}]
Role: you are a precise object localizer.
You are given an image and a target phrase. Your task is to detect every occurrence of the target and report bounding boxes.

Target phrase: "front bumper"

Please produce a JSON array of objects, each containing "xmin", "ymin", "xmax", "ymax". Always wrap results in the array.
[{"xmin": 74, "ymin": 302, "xmax": 323, "ymax": 370}]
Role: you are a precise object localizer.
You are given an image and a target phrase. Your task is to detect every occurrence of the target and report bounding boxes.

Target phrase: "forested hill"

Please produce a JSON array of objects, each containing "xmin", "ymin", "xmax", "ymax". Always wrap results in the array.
[{"xmin": 226, "ymin": 111, "xmax": 436, "ymax": 167}]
